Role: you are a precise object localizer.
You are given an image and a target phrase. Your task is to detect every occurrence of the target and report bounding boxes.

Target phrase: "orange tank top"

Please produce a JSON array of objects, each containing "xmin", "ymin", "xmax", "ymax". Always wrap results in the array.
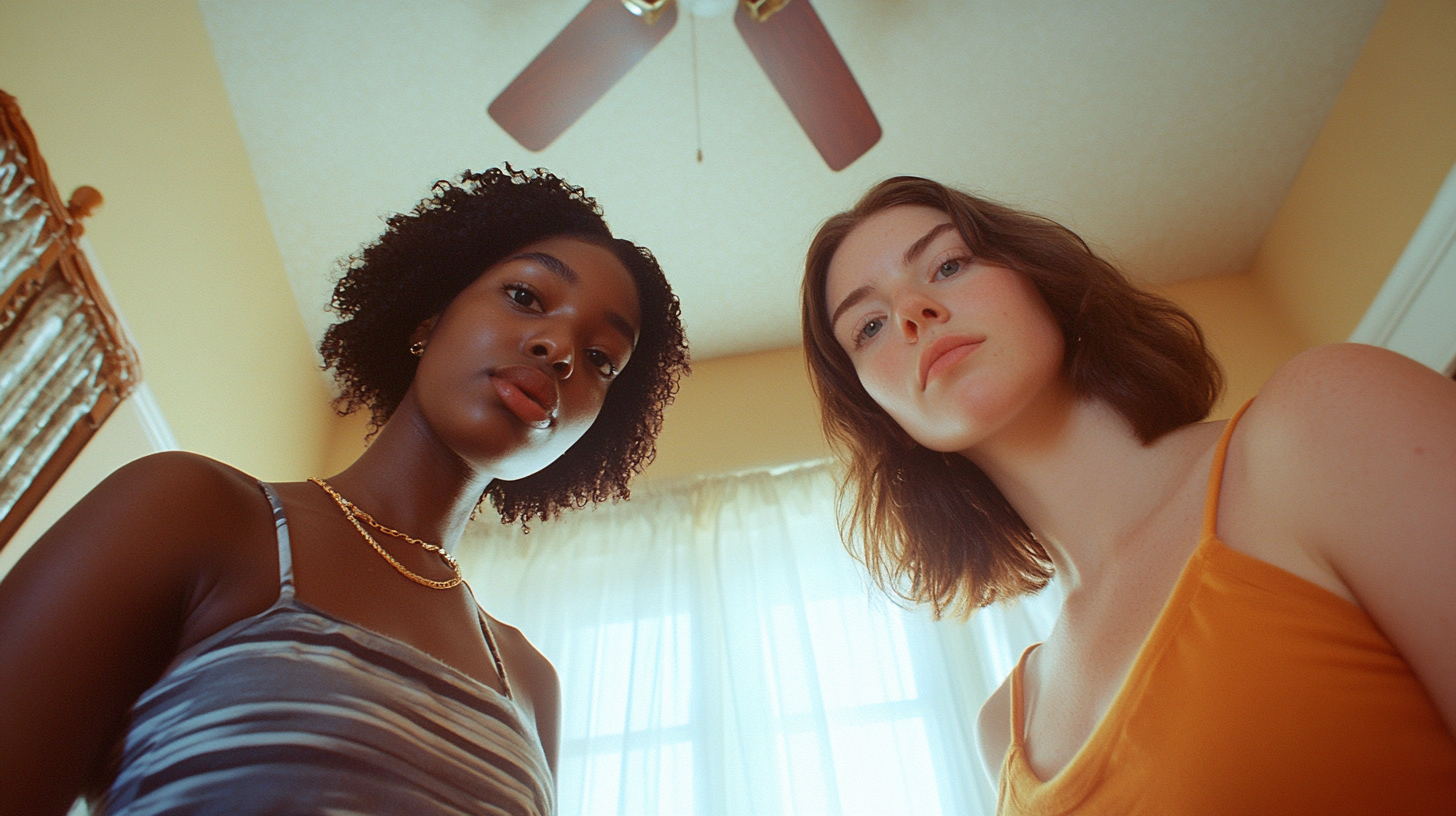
[{"xmin": 997, "ymin": 401, "xmax": 1456, "ymax": 815}]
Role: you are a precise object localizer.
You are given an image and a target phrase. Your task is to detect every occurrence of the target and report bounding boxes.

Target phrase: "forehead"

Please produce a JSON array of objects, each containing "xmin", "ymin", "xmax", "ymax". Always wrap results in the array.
[{"xmin": 826, "ymin": 205, "xmax": 956, "ymax": 300}]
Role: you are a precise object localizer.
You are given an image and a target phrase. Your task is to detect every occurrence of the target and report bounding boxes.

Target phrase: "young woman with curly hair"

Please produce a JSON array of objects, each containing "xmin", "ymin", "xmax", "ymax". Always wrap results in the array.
[
  {"xmin": 0, "ymin": 166, "xmax": 689, "ymax": 816},
  {"xmin": 802, "ymin": 176, "xmax": 1456, "ymax": 814}
]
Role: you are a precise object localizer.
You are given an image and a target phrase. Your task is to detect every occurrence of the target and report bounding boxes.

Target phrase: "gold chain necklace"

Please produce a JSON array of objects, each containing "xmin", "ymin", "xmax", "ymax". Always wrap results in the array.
[
  {"xmin": 309, "ymin": 477, "xmax": 463, "ymax": 590},
  {"xmin": 306, "ymin": 478, "xmax": 511, "ymax": 696}
]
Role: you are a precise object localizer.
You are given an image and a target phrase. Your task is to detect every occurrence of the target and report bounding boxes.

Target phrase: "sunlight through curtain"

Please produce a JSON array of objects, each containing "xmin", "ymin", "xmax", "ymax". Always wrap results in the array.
[{"xmin": 459, "ymin": 462, "xmax": 1060, "ymax": 816}]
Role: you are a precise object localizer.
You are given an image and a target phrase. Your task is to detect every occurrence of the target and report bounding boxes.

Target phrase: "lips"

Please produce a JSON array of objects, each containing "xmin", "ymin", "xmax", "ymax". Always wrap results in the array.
[
  {"xmin": 490, "ymin": 365, "xmax": 559, "ymax": 429},
  {"xmin": 919, "ymin": 335, "xmax": 984, "ymax": 388}
]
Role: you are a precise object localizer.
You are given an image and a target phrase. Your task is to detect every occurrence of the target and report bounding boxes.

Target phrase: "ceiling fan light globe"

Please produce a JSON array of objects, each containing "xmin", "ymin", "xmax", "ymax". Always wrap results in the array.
[
  {"xmin": 681, "ymin": 0, "xmax": 738, "ymax": 18},
  {"xmin": 622, "ymin": 0, "xmax": 672, "ymax": 24}
]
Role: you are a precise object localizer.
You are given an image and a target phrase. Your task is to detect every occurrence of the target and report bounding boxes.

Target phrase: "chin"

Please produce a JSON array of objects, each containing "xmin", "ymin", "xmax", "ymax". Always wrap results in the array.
[
  {"xmin": 889, "ymin": 411, "xmax": 977, "ymax": 453},
  {"xmin": 898, "ymin": 397, "xmax": 1027, "ymax": 454},
  {"xmin": 480, "ymin": 429, "xmax": 592, "ymax": 482},
  {"xmin": 910, "ymin": 430, "xmax": 978, "ymax": 455},
  {"xmin": 478, "ymin": 447, "xmax": 568, "ymax": 482}
]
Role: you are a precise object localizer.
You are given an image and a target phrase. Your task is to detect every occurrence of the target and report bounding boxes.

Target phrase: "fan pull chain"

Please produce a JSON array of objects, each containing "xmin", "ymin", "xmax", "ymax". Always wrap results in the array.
[{"xmin": 690, "ymin": 12, "xmax": 703, "ymax": 163}]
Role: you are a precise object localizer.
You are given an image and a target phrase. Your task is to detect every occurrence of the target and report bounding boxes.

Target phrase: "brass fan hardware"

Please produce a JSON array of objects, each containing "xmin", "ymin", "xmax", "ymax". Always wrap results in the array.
[
  {"xmin": 742, "ymin": 0, "xmax": 792, "ymax": 23},
  {"xmin": 621, "ymin": 0, "xmax": 672, "ymax": 25}
]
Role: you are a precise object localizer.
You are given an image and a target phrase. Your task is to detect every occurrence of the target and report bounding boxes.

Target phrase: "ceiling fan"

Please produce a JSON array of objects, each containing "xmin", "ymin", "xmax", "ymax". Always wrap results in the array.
[{"xmin": 488, "ymin": 0, "xmax": 881, "ymax": 171}]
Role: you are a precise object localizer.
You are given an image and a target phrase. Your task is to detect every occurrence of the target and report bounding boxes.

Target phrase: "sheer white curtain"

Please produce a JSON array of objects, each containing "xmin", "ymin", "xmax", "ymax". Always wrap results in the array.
[{"xmin": 459, "ymin": 461, "xmax": 1060, "ymax": 816}]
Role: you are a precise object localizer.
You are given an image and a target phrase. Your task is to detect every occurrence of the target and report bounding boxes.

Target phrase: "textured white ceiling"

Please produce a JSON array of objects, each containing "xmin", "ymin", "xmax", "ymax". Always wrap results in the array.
[{"xmin": 199, "ymin": 0, "xmax": 1382, "ymax": 361}]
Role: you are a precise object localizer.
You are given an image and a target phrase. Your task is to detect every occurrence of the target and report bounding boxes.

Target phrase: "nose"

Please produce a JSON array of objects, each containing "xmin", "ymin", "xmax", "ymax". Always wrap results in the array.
[
  {"xmin": 528, "ymin": 335, "xmax": 573, "ymax": 379},
  {"xmin": 893, "ymin": 289, "xmax": 945, "ymax": 341}
]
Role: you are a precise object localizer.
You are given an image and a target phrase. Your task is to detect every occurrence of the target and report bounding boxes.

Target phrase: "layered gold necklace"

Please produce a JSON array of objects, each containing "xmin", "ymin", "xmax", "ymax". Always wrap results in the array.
[{"xmin": 308, "ymin": 477, "xmax": 463, "ymax": 590}]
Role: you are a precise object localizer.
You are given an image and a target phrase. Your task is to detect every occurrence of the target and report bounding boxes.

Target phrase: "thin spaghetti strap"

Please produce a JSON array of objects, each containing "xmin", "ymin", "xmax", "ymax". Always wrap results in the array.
[
  {"xmin": 1010, "ymin": 643, "xmax": 1038, "ymax": 746},
  {"xmin": 1200, "ymin": 399, "xmax": 1256, "ymax": 542},
  {"xmin": 256, "ymin": 482, "xmax": 296, "ymax": 600},
  {"xmin": 462, "ymin": 582, "xmax": 512, "ymax": 699},
  {"xmin": 478, "ymin": 609, "xmax": 512, "ymax": 700}
]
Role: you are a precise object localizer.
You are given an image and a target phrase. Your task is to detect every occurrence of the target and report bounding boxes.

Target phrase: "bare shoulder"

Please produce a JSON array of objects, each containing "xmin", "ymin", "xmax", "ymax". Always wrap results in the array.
[
  {"xmin": 0, "ymin": 451, "xmax": 274, "ymax": 813},
  {"xmin": 486, "ymin": 615, "xmax": 561, "ymax": 772},
  {"xmin": 977, "ymin": 670, "xmax": 1014, "ymax": 787},
  {"xmin": 1231, "ymin": 345, "xmax": 1450, "ymax": 504},
  {"xmin": 1241, "ymin": 343, "xmax": 1454, "ymax": 446},
  {"xmin": 57, "ymin": 449, "xmax": 266, "ymax": 532},
  {"xmin": 1, "ymin": 448, "xmax": 280, "ymax": 674},
  {"xmin": 489, "ymin": 617, "xmax": 560, "ymax": 693},
  {"xmin": 1235, "ymin": 345, "xmax": 1456, "ymax": 733},
  {"xmin": 1237, "ymin": 343, "xmax": 1454, "ymax": 491},
  {"xmin": 11, "ymin": 450, "xmax": 270, "ymax": 590},
  {"xmin": 98, "ymin": 449, "xmax": 263, "ymax": 510},
  {"xmin": 1230, "ymin": 343, "xmax": 1455, "ymax": 572}
]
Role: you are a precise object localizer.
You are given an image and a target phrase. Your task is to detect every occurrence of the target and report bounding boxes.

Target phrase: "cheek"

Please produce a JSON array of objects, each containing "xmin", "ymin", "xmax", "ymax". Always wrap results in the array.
[
  {"xmin": 1020, "ymin": 300, "xmax": 1067, "ymax": 377},
  {"xmin": 558, "ymin": 382, "xmax": 612, "ymax": 439},
  {"xmin": 563, "ymin": 399, "xmax": 605, "ymax": 440},
  {"xmin": 854, "ymin": 352, "xmax": 937, "ymax": 441},
  {"xmin": 852, "ymin": 349, "xmax": 903, "ymax": 411}
]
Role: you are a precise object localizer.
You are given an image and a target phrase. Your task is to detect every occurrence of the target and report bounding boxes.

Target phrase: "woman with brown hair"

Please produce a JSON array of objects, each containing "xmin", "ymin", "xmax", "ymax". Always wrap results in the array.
[{"xmin": 801, "ymin": 176, "xmax": 1456, "ymax": 814}]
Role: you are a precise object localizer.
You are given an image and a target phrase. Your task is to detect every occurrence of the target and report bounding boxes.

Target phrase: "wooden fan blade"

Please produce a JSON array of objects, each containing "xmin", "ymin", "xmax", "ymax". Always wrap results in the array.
[
  {"xmin": 489, "ymin": 0, "xmax": 678, "ymax": 151},
  {"xmin": 735, "ymin": 0, "xmax": 881, "ymax": 171}
]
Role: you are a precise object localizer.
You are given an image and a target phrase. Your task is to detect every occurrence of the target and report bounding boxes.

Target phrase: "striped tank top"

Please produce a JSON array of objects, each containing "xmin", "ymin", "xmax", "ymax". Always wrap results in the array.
[{"xmin": 100, "ymin": 482, "xmax": 555, "ymax": 816}]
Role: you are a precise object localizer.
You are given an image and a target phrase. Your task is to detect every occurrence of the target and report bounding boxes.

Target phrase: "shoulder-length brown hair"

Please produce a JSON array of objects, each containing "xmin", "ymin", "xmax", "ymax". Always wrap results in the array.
[{"xmin": 801, "ymin": 177, "xmax": 1222, "ymax": 617}]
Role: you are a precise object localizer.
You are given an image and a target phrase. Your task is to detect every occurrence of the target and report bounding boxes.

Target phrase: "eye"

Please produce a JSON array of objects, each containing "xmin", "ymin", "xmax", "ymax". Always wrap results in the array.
[
  {"xmin": 852, "ymin": 316, "xmax": 884, "ymax": 349},
  {"xmin": 586, "ymin": 349, "xmax": 620, "ymax": 379},
  {"xmin": 503, "ymin": 283, "xmax": 543, "ymax": 311},
  {"xmin": 933, "ymin": 258, "xmax": 967, "ymax": 280}
]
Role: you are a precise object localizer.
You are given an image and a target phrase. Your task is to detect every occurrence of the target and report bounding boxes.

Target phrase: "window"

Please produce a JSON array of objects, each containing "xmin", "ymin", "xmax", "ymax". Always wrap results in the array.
[{"xmin": 461, "ymin": 462, "xmax": 1058, "ymax": 816}]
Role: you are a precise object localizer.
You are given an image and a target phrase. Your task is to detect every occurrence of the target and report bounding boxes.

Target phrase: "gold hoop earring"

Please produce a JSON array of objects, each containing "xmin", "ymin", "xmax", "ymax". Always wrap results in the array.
[{"xmin": 409, "ymin": 341, "xmax": 426, "ymax": 357}]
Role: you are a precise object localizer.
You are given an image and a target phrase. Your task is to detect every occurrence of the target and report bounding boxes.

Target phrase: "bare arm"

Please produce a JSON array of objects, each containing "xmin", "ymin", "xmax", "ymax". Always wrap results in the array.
[
  {"xmin": 1254, "ymin": 344, "xmax": 1456, "ymax": 736},
  {"xmin": 0, "ymin": 452, "xmax": 265, "ymax": 815}
]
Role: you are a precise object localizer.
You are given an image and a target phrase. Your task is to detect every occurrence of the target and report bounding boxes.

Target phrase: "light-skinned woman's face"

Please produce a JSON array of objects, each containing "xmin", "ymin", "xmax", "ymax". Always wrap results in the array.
[
  {"xmin": 408, "ymin": 236, "xmax": 641, "ymax": 479},
  {"xmin": 824, "ymin": 205, "xmax": 1065, "ymax": 453}
]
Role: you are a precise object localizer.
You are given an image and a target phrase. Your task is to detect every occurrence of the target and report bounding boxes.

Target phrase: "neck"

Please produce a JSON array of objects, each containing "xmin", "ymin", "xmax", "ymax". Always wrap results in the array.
[
  {"xmin": 963, "ymin": 394, "xmax": 1214, "ymax": 590},
  {"xmin": 321, "ymin": 399, "xmax": 495, "ymax": 553}
]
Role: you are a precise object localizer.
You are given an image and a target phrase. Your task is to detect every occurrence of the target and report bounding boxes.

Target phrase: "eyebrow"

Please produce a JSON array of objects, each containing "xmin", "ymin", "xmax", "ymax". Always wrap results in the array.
[
  {"xmin": 510, "ymin": 251, "xmax": 578, "ymax": 284},
  {"xmin": 828, "ymin": 221, "xmax": 957, "ymax": 331},
  {"xmin": 604, "ymin": 312, "xmax": 637, "ymax": 347},
  {"xmin": 903, "ymin": 222, "xmax": 956, "ymax": 266},
  {"xmin": 508, "ymin": 251, "xmax": 637, "ymax": 346},
  {"xmin": 830, "ymin": 285, "xmax": 873, "ymax": 331}
]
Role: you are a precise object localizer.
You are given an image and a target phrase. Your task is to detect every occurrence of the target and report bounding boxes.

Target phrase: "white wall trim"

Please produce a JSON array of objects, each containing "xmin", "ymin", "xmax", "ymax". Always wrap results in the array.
[
  {"xmin": 1349, "ymin": 161, "xmax": 1456, "ymax": 375},
  {"xmin": 130, "ymin": 382, "xmax": 179, "ymax": 451},
  {"xmin": 76, "ymin": 237, "xmax": 179, "ymax": 450}
]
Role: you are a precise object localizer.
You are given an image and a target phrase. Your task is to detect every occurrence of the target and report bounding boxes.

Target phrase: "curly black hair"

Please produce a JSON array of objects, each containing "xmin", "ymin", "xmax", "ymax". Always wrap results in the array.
[{"xmin": 320, "ymin": 166, "xmax": 690, "ymax": 525}]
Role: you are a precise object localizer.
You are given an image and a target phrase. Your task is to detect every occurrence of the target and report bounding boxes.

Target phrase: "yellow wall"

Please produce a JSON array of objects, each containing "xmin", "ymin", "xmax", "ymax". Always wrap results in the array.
[
  {"xmin": 1159, "ymin": 0, "xmax": 1456, "ymax": 423},
  {"xmin": 0, "ymin": 0, "xmax": 338, "ymax": 480},
  {"xmin": 1250, "ymin": 0, "xmax": 1456, "ymax": 347},
  {"xmin": 1155, "ymin": 273, "xmax": 1307, "ymax": 420},
  {"xmin": 644, "ymin": 347, "xmax": 830, "ymax": 481}
]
